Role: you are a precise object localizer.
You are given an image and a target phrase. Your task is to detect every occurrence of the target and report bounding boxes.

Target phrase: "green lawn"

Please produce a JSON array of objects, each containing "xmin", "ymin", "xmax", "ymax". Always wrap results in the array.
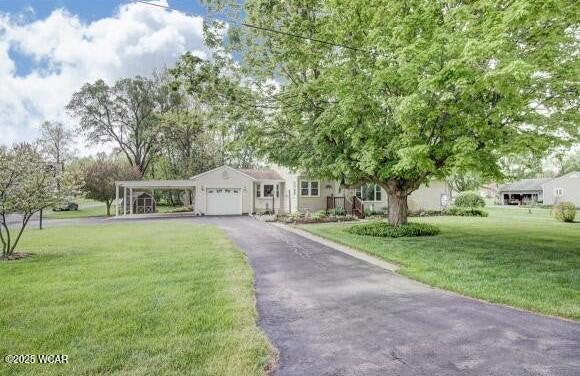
[
  {"xmin": 1, "ymin": 223, "xmax": 273, "ymax": 376},
  {"xmin": 43, "ymin": 199, "xmax": 192, "ymax": 219},
  {"xmin": 299, "ymin": 207, "xmax": 580, "ymax": 320},
  {"xmin": 43, "ymin": 199, "xmax": 108, "ymax": 219}
]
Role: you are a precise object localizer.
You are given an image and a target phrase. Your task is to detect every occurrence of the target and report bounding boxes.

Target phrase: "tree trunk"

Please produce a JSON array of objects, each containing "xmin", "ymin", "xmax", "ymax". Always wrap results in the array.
[
  {"xmin": 106, "ymin": 202, "xmax": 112, "ymax": 216},
  {"xmin": 387, "ymin": 191, "xmax": 408, "ymax": 225}
]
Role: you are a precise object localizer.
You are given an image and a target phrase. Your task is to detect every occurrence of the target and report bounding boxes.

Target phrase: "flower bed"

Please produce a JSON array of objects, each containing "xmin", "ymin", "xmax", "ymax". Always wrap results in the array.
[{"xmin": 255, "ymin": 210, "xmax": 358, "ymax": 224}]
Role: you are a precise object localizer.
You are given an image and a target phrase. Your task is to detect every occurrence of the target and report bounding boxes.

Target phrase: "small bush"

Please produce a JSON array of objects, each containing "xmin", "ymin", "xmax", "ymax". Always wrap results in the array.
[
  {"xmin": 364, "ymin": 206, "xmax": 387, "ymax": 216},
  {"xmin": 454, "ymin": 192, "xmax": 485, "ymax": 208},
  {"xmin": 346, "ymin": 221, "xmax": 440, "ymax": 238},
  {"xmin": 409, "ymin": 209, "xmax": 444, "ymax": 217},
  {"xmin": 553, "ymin": 202, "xmax": 576, "ymax": 223},
  {"xmin": 310, "ymin": 210, "xmax": 327, "ymax": 220},
  {"xmin": 328, "ymin": 207, "xmax": 346, "ymax": 216},
  {"xmin": 446, "ymin": 207, "xmax": 489, "ymax": 217}
]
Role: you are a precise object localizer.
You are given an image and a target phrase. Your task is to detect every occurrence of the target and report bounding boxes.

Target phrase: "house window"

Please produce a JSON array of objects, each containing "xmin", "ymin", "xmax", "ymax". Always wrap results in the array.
[
  {"xmin": 555, "ymin": 188, "xmax": 563, "ymax": 197},
  {"xmin": 256, "ymin": 184, "xmax": 261, "ymax": 197},
  {"xmin": 300, "ymin": 180, "xmax": 320, "ymax": 197},
  {"xmin": 356, "ymin": 184, "xmax": 382, "ymax": 201},
  {"xmin": 263, "ymin": 184, "xmax": 274, "ymax": 197}
]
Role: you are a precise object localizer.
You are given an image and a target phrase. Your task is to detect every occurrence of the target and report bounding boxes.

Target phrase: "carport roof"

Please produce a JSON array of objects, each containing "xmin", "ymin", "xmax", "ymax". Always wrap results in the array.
[{"xmin": 116, "ymin": 180, "xmax": 194, "ymax": 189}]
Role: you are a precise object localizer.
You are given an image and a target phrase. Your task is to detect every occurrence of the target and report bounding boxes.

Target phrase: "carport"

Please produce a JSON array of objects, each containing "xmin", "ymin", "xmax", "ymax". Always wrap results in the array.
[{"xmin": 115, "ymin": 180, "xmax": 195, "ymax": 216}]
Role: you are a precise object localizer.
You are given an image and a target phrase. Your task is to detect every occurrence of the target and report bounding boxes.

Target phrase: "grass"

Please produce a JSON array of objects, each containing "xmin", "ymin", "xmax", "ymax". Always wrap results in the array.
[
  {"xmin": 0, "ymin": 223, "xmax": 273, "ymax": 376},
  {"xmin": 43, "ymin": 199, "xmax": 107, "ymax": 219},
  {"xmin": 43, "ymin": 199, "xmax": 193, "ymax": 219},
  {"xmin": 299, "ymin": 206, "xmax": 580, "ymax": 320}
]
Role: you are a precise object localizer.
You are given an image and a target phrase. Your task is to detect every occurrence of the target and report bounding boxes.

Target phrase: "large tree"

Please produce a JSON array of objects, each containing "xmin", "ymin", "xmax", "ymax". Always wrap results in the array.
[
  {"xmin": 0, "ymin": 144, "xmax": 60, "ymax": 259},
  {"xmin": 38, "ymin": 121, "xmax": 74, "ymax": 172},
  {"xmin": 66, "ymin": 77, "xmax": 172, "ymax": 176},
  {"xmin": 37, "ymin": 121, "xmax": 75, "ymax": 195},
  {"xmin": 81, "ymin": 157, "xmax": 142, "ymax": 216},
  {"xmin": 170, "ymin": 53, "xmax": 263, "ymax": 168},
  {"xmin": 207, "ymin": 0, "xmax": 578, "ymax": 224},
  {"xmin": 557, "ymin": 149, "xmax": 580, "ymax": 175}
]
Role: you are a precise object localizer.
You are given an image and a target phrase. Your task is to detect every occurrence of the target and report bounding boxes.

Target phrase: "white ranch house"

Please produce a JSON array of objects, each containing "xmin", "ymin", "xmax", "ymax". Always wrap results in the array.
[{"xmin": 115, "ymin": 165, "xmax": 452, "ymax": 217}]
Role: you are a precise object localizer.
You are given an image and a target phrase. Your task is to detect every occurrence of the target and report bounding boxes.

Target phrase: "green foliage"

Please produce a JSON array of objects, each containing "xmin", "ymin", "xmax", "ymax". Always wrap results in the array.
[
  {"xmin": 328, "ymin": 207, "xmax": 346, "ymax": 216},
  {"xmin": 310, "ymin": 210, "xmax": 327, "ymax": 220},
  {"xmin": 448, "ymin": 172, "xmax": 483, "ymax": 193},
  {"xmin": 169, "ymin": 52, "xmax": 262, "ymax": 169},
  {"xmin": 558, "ymin": 151, "xmax": 580, "ymax": 176},
  {"xmin": 446, "ymin": 207, "xmax": 489, "ymax": 217},
  {"xmin": 454, "ymin": 192, "xmax": 486, "ymax": 208},
  {"xmin": 0, "ymin": 143, "xmax": 61, "ymax": 257},
  {"xmin": 553, "ymin": 202, "xmax": 577, "ymax": 222},
  {"xmin": 364, "ymin": 206, "xmax": 388, "ymax": 217},
  {"xmin": 347, "ymin": 222, "xmax": 440, "ymax": 238},
  {"xmin": 208, "ymin": 0, "xmax": 579, "ymax": 225},
  {"xmin": 81, "ymin": 157, "xmax": 142, "ymax": 216},
  {"xmin": 67, "ymin": 77, "xmax": 168, "ymax": 176}
]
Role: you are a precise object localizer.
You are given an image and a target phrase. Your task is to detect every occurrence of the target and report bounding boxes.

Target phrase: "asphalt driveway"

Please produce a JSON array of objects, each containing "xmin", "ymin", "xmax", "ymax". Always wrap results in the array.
[{"xmin": 206, "ymin": 217, "xmax": 580, "ymax": 376}]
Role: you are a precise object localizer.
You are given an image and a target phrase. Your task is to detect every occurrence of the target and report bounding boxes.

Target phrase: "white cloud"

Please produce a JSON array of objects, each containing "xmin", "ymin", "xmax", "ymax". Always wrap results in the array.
[{"xmin": 0, "ymin": 1, "xmax": 208, "ymax": 155}]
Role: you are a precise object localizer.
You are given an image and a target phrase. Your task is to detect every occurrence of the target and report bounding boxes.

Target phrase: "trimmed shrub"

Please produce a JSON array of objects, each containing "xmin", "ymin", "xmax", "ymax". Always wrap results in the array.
[
  {"xmin": 446, "ymin": 207, "xmax": 489, "ymax": 217},
  {"xmin": 347, "ymin": 221, "xmax": 440, "ymax": 238},
  {"xmin": 409, "ymin": 209, "xmax": 444, "ymax": 217},
  {"xmin": 553, "ymin": 202, "xmax": 576, "ymax": 223},
  {"xmin": 328, "ymin": 207, "xmax": 346, "ymax": 216},
  {"xmin": 364, "ymin": 207, "xmax": 387, "ymax": 217},
  {"xmin": 310, "ymin": 210, "xmax": 327, "ymax": 220},
  {"xmin": 454, "ymin": 192, "xmax": 485, "ymax": 208}
]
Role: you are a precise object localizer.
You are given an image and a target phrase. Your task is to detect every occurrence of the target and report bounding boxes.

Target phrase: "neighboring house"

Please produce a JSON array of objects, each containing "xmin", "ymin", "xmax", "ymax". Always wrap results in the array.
[
  {"xmin": 116, "ymin": 164, "xmax": 453, "ymax": 216},
  {"xmin": 542, "ymin": 171, "xmax": 580, "ymax": 207},
  {"xmin": 498, "ymin": 178, "xmax": 552, "ymax": 205},
  {"xmin": 497, "ymin": 172, "xmax": 580, "ymax": 207}
]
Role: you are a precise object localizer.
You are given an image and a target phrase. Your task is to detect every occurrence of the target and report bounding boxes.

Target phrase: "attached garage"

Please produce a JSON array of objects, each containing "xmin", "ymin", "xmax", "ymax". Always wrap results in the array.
[
  {"xmin": 191, "ymin": 166, "xmax": 257, "ymax": 216},
  {"xmin": 206, "ymin": 188, "xmax": 242, "ymax": 215}
]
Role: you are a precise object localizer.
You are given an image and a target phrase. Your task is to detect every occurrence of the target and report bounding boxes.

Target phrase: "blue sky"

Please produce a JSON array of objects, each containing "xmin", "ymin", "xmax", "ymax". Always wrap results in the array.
[
  {"xmin": 0, "ymin": 0, "xmax": 207, "ymax": 19},
  {"xmin": 1, "ymin": 0, "xmax": 207, "ymax": 75},
  {"xmin": 0, "ymin": 0, "xmax": 213, "ymax": 152}
]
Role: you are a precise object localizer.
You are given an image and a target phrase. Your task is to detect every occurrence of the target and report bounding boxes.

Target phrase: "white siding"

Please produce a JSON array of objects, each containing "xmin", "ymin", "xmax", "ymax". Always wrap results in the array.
[
  {"xmin": 542, "ymin": 172, "xmax": 580, "ymax": 207},
  {"xmin": 192, "ymin": 166, "xmax": 254, "ymax": 214}
]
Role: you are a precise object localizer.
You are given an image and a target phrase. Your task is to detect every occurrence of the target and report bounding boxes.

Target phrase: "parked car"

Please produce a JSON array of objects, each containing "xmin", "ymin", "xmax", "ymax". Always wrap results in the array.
[{"xmin": 53, "ymin": 202, "xmax": 79, "ymax": 211}]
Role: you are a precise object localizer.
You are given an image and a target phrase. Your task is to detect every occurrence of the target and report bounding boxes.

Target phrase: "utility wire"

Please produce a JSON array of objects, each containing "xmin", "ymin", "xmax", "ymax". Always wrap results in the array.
[{"xmin": 135, "ymin": 0, "xmax": 373, "ymax": 54}]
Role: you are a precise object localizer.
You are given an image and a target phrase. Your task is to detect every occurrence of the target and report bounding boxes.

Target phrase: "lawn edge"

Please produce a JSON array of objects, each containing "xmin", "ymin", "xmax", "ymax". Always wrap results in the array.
[
  {"xmin": 221, "ymin": 226, "xmax": 280, "ymax": 375},
  {"xmin": 294, "ymin": 222, "xmax": 580, "ymax": 323}
]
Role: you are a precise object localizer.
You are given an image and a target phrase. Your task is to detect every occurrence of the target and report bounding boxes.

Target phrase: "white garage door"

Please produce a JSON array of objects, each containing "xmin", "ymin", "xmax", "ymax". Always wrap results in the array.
[{"xmin": 206, "ymin": 188, "xmax": 242, "ymax": 215}]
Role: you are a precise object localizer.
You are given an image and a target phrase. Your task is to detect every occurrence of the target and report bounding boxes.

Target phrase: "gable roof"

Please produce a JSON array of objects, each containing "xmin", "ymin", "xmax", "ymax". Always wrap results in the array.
[
  {"xmin": 499, "ymin": 178, "xmax": 553, "ymax": 192},
  {"xmin": 553, "ymin": 171, "xmax": 580, "ymax": 180},
  {"xmin": 237, "ymin": 168, "xmax": 283, "ymax": 180},
  {"xmin": 190, "ymin": 165, "xmax": 257, "ymax": 181}
]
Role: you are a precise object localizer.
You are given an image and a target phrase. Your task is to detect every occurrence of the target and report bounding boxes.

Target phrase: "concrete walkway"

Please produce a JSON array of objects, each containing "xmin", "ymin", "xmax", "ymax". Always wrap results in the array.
[{"xmin": 204, "ymin": 217, "xmax": 580, "ymax": 376}]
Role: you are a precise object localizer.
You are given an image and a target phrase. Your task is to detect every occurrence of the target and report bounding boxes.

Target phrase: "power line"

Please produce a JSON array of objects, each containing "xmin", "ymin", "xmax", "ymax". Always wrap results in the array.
[{"xmin": 135, "ymin": 0, "xmax": 373, "ymax": 54}]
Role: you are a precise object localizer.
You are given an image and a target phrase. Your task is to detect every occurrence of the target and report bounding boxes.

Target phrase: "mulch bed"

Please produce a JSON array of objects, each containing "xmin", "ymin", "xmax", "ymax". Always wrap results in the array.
[{"xmin": 0, "ymin": 252, "xmax": 34, "ymax": 261}]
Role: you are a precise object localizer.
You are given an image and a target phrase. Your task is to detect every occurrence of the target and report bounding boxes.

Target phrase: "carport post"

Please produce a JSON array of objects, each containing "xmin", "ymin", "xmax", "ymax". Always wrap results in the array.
[
  {"xmin": 115, "ymin": 184, "xmax": 119, "ymax": 217},
  {"xmin": 129, "ymin": 188, "xmax": 133, "ymax": 215},
  {"xmin": 123, "ymin": 187, "xmax": 127, "ymax": 215}
]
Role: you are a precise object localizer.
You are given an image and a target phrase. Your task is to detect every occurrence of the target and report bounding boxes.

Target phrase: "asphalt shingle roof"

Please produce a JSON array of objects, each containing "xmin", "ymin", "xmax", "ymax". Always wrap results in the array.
[
  {"xmin": 499, "ymin": 178, "xmax": 553, "ymax": 192},
  {"xmin": 237, "ymin": 169, "xmax": 284, "ymax": 180}
]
